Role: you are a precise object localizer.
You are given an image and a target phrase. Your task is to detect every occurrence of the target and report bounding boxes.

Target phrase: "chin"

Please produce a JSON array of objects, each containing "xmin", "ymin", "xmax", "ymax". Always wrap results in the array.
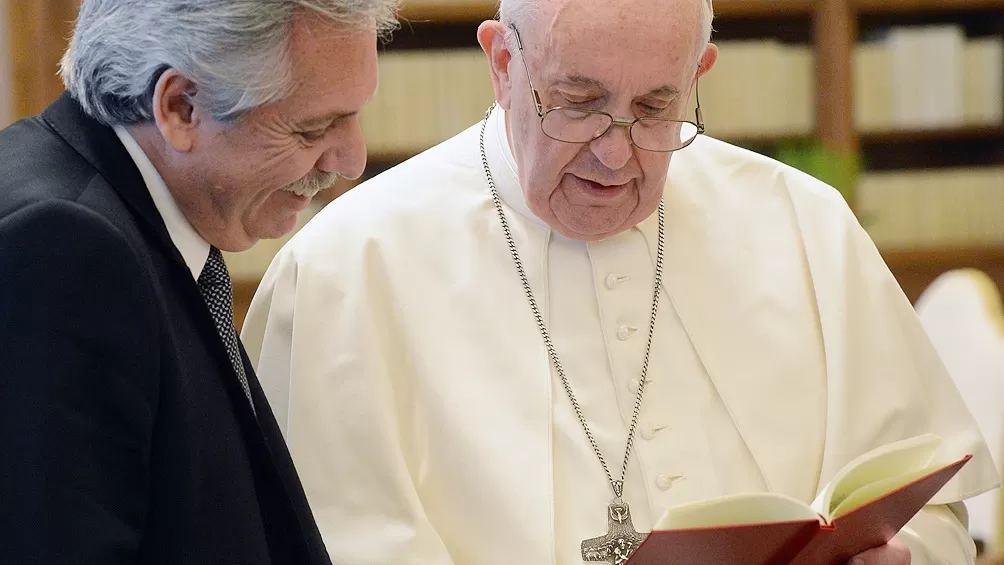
[
  {"xmin": 552, "ymin": 209, "xmax": 635, "ymax": 241},
  {"xmin": 260, "ymin": 215, "xmax": 301, "ymax": 240},
  {"xmin": 226, "ymin": 240, "xmax": 259, "ymax": 253},
  {"xmin": 551, "ymin": 220, "xmax": 623, "ymax": 242}
]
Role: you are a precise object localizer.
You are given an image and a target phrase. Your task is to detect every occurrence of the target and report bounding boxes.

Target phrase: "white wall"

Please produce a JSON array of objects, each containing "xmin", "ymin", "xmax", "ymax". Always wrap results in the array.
[{"xmin": 0, "ymin": 0, "xmax": 13, "ymax": 128}]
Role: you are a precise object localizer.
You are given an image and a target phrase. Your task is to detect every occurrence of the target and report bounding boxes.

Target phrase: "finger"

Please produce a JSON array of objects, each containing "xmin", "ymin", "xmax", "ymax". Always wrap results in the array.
[{"xmin": 849, "ymin": 538, "xmax": 911, "ymax": 565}]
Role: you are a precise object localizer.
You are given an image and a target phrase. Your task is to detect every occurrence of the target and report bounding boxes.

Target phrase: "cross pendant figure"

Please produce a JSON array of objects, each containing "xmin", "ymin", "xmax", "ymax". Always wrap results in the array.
[{"xmin": 581, "ymin": 500, "xmax": 648, "ymax": 565}]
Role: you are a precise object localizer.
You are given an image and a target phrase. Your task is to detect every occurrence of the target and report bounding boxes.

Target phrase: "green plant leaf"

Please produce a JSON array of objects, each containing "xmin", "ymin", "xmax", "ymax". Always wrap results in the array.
[{"xmin": 774, "ymin": 141, "xmax": 863, "ymax": 207}]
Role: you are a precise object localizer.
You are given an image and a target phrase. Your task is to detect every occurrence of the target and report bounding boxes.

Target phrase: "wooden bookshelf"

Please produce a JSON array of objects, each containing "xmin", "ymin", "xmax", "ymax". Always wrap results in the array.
[
  {"xmin": 391, "ymin": 1, "xmax": 819, "ymax": 47},
  {"xmin": 862, "ymin": 125, "xmax": 1004, "ymax": 144},
  {"xmin": 882, "ymin": 245, "xmax": 1004, "ymax": 303},
  {"xmin": 398, "ymin": 1, "xmax": 496, "ymax": 23},
  {"xmin": 398, "ymin": 0, "xmax": 817, "ymax": 23},
  {"xmin": 861, "ymin": 126, "xmax": 1004, "ymax": 170},
  {"xmin": 712, "ymin": 0, "xmax": 817, "ymax": 17},
  {"xmin": 856, "ymin": 0, "xmax": 1004, "ymax": 14},
  {"xmin": 817, "ymin": 0, "xmax": 858, "ymax": 153},
  {"xmin": 7, "ymin": 0, "xmax": 79, "ymax": 118}
]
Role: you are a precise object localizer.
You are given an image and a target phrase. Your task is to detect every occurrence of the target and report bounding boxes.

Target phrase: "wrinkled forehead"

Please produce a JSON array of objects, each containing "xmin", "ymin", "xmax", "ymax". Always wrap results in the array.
[{"xmin": 525, "ymin": 0, "xmax": 704, "ymax": 88}]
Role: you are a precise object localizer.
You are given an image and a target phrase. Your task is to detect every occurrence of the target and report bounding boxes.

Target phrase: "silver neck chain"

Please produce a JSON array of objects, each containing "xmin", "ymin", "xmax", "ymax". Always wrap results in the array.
[{"xmin": 478, "ymin": 104, "xmax": 665, "ymax": 500}]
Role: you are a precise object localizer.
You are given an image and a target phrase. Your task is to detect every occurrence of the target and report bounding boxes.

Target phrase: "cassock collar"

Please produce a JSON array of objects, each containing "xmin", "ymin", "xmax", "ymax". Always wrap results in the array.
[
  {"xmin": 112, "ymin": 125, "xmax": 211, "ymax": 281},
  {"xmin": 483, "ymin": 104, "xmax": 545, "ymax": 228},
  {"xmin": 483, "ymin": 103, "xmax": 661, "ymax": 246}
]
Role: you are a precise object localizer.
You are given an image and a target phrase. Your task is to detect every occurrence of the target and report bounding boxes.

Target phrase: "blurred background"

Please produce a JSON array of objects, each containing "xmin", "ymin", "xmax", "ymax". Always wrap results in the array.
[{"xmin": 1, "ymin": 0, "xmax": 1002, "ymax": 558}]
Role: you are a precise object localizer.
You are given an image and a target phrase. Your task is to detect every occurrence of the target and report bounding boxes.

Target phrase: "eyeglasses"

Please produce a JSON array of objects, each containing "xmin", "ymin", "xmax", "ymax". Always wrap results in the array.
[{"xmin": 509, "ymin": 24, "xmax": 705, "ymax": 153}]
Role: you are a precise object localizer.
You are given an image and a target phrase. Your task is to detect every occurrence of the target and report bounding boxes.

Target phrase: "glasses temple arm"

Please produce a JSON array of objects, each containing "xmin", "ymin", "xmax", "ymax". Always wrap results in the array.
[
  {"xmin": 693, "ymin": 75, "xmax": 705, "ymax": 134},
  {"xmin": 509, "ymin": 24, "xmax": 545, "ymax": 117}
]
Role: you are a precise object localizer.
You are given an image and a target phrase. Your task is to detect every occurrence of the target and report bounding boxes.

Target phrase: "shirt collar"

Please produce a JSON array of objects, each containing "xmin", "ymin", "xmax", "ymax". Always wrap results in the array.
[{"xmin": 112, "ymin": 125, "xmax": 211, "ymax": 280}]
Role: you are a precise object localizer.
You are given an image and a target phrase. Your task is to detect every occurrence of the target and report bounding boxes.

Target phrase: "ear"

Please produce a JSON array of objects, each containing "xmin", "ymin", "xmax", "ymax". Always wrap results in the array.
[
  {"xmin": 477, "ymin": 20, "xmax": 515, "ymax": 110},
  {"xmin": 151, "ymin": 69, "xmax": 201, "ymax": 153},
  {"xmin": 696, "ymin": 42, "xmax": 718, "ymax": 81}
]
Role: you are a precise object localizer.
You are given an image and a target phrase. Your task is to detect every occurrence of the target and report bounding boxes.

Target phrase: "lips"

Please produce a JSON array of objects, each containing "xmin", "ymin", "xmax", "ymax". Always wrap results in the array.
[
  {"xmin": 277, "ymin": 190, "xmax": 313, "ymax": 212},
  {"xmin": 563, "ymin": 175, "xmax": 634, "ymax": 206},
  {"xmin": 580, "ymin": 177, "xmax": 632, "ymax": 188}
]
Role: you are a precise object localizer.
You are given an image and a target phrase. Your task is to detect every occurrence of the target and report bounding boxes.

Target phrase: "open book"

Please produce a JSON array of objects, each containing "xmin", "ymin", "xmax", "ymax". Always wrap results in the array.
[{"xmin": 627, "ymin": 434, "xmax": 972, "ymax": 565}]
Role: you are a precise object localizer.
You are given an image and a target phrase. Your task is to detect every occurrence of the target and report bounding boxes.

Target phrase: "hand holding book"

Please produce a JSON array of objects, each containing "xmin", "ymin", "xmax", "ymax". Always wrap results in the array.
[{"xmin": 843, "ymin": 536, "xmax": 911, "ymax": 565}]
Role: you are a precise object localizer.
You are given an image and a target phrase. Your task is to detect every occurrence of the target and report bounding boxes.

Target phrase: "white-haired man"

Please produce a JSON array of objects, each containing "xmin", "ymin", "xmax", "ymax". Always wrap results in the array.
[
  {"xmin": 0, "ymin": 1, "xmax": 396, "ymax": 563},
  {"xmin": 243, "ymin": 0, "xmax": 1000, "ymax": 563}
]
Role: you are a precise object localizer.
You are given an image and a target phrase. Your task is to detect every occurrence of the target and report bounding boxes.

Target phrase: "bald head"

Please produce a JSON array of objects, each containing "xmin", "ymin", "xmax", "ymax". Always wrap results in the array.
[{"xmin": 499, "ymin": 0, "xmax": 714, "ymax": 57}]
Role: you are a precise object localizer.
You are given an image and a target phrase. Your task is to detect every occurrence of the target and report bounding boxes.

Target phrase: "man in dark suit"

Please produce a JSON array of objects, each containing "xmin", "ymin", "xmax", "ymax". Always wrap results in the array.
[{"xmin": 0, "ymin": 1, "xmax": 397, "ymax": 563}]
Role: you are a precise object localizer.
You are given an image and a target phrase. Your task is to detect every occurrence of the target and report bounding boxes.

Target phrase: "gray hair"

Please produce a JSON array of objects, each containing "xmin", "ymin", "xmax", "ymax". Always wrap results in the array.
[
  {"xmin": 499, "ymin": 0, "xmax": 713, "ymax": 60},
  {"xmin": 60, "ymin": 0, "xmax": 399, "ymax": 126}
]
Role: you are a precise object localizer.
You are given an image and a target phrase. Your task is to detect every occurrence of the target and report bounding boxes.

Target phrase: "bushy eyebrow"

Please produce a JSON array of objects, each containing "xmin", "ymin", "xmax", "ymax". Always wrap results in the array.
[
  {"xmin": 295, "ymin": 111, "xmax": 356, "ymax": 129},
  {"xmin": 553, "ymin": 74, "xmax": 681, "ymax": 97}
]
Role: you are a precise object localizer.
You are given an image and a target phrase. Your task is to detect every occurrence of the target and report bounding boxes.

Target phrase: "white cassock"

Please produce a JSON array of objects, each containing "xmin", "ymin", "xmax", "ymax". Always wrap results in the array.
[{"xmin": 242, "ymin": 105, "xmax": 1000, "ymax": 565}]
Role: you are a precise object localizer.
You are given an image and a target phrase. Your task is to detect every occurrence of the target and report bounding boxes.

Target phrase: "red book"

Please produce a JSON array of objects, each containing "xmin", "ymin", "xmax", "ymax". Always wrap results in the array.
[{"xmin": 627, "ymin": 434, "xmax": 971, "ymax": 565}]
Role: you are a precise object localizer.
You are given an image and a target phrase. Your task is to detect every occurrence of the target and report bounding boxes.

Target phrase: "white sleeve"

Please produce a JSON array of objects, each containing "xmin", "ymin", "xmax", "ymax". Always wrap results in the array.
[
  {"xmin": 241, "ymin": 246, "xmax": 459, "ymax": 565},
  {"xmin": 899, "ymin": 504, "xmax": 979, "ymax": 565},
  {"xmin": 837, "ymin": 200, "xmax": 997, "ymax": 565},
  {"xmin": 787, "ymin": 173, "xmax": 1000, "ymax": 565}
]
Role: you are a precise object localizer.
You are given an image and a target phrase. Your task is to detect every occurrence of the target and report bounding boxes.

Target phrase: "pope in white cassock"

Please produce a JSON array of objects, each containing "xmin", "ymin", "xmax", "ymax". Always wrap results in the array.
[{"xmin": 241, "ymin": 0, "xmax": 1001, "ymax": 563}]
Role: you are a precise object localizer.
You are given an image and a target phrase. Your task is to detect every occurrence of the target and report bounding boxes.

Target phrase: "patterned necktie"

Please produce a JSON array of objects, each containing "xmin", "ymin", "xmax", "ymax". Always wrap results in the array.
[{"xmin": 198, "ymin": 246, "xmax": 255, "ymax": 412}]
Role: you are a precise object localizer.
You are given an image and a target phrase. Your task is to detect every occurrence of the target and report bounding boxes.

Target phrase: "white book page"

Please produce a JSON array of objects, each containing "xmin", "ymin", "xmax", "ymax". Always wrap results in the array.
[
  {"xmin": 810, "ymin": 434, "xmax": 942, "ymax": 520},
  {"xmin": 655, "ymin": 492, "xmax": 819, "ymax": 531}
]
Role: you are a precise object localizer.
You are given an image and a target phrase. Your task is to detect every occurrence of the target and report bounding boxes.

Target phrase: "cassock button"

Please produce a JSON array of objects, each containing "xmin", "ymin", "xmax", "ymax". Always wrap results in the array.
[
  {"xmin": 641, "ymin": 423, "xmax": 666, "ymax": 440},
  {"xmin": 656, "ymin": 474, "xmax": 685, "ymax": 491},
  {"xmin": 616, "ymin": 325, "xmax": 637, "ymax": 341},
  {"xmin": 605, "ymin": 274, "xmax": 629, "ymax": 290},
  {"xmin": 628, "ymin": 378, "xmax": 641, "ymax": 393}
]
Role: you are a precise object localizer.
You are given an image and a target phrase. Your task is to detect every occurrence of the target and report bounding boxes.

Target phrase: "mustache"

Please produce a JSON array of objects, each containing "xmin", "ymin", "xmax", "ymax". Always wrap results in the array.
[{"xmin": 283, "ymin": 170, "xmax": 341, "ymax": 197}]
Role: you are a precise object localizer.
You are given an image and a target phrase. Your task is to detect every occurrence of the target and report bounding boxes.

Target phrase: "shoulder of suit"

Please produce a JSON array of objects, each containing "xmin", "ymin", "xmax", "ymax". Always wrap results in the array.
[{"xmin": 0, "ymin": 117, "xmax": 108, "ymax": 217}]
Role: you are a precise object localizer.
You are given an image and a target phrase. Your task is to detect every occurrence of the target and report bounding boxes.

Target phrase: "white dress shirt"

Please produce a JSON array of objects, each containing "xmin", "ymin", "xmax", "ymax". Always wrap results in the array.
[{"xmin": 113, "ymin": 125, "xmax": 210, "ymax": 280}]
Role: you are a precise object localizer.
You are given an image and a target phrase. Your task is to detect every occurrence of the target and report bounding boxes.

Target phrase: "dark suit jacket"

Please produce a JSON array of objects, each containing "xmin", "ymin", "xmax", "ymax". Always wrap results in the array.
[{"xmin": 0, "ymin": 94, "xmax": 333, "ymax": 565}]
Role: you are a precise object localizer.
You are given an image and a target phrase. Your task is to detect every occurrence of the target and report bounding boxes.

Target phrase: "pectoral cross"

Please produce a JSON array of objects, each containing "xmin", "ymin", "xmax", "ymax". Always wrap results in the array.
[{"xmin": 581, "ymin": 500, "xmax": 648, "ymax": 565}]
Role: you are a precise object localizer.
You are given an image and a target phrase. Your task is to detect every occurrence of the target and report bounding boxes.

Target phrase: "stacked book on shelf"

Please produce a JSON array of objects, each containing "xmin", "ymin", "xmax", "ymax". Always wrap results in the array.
[
  {"xmin": 858, "ymin": 167, "xmax": 1004, "ymax": 250},
  {"xmin": 856, "ymin": 24, "xmax": 1004, "ymax": 131},
  {"xmin": 360, "ymin": 49, "xmax": 496, "ymax": 156},
  {"xmin": 687, "ymin": 40, "xmax": 815, "ymax": 140}
]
